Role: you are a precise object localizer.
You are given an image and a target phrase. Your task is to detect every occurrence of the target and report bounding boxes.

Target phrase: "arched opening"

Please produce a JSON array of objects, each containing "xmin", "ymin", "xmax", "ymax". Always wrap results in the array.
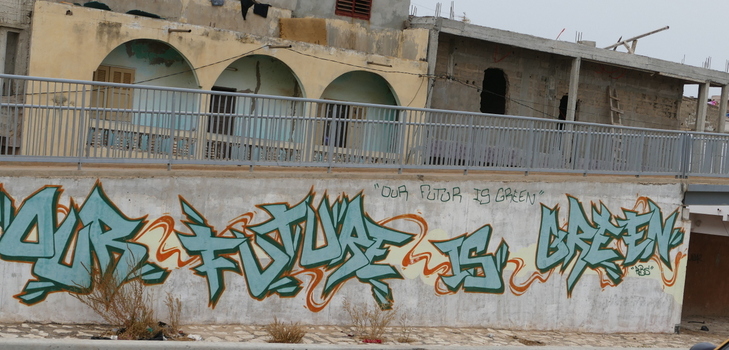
[
  {"xmin": 87, "ymin": 40, "xmax": 199, "ymax": 158},
  {"xmin": 205, "ymin": 55, "xmax": 304, "ymax": 160},
  {"xmin": 319, "ymin": 71, "xmax": 399, "ymax": 153},
  {"xmin": 213, "ymin": 55, "xmax": 303, "ymax": 97},
  {"xmin": 480, "ymin": 68, "xmax": 507, "ymax": 114},
  {"xmin": 93, "ymin": 39, "xmax": 198, "ymax": 89}
]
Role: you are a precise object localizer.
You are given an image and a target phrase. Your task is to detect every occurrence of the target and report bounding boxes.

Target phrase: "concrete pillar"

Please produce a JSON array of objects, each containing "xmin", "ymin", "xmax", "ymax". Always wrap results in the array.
[
  {"xmin": 696, "ymin": 82, "xmax": 710, "ymax": 132},
  {"xmin": 566, "ymin": 57, "xmax": 581, "ymax": 122},
  {"xmin": 424, "ymin": 25, "xmax": 441, "ymax": 109},
  {"xmin": 719, "ymin": 85, "xmax": 728, "ymax": 133}
]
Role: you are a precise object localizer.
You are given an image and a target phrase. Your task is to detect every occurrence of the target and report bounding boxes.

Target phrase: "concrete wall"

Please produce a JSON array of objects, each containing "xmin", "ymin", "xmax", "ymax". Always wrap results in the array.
[
  {"xmin": 293, "ymin": 0, "xmax": 409, "ymax": 30},
  {"xmin": 429, "ymin": 33, "xmax": 685, "ymax": 129},
  {"xmin": 0, "ymin": 0, "xmax": 32, "ymax": 75},
  {"xmin": 679, "ymin": 97, "xmax": 725, "ymax": 132},
  {"xmin": 42, "ymin": 0, "xmax": 413, "ymax": 58},
  {"xmin": 0, "ymin": 0, "xmax": 31, "ymax": 27},
  {"xmin": 0, "ymin": 169, "xmax": 690, "ymax": 333}
]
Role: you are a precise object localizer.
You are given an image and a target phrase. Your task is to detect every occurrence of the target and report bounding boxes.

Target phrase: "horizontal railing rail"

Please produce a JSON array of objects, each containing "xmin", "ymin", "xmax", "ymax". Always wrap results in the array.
[{"xmin": 1, "ymin": 73, "xmax": 728, "ymax": 177}]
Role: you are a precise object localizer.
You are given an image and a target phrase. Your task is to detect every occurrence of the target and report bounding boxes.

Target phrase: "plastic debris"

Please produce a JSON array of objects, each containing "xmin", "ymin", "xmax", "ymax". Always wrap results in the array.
[
  {"xmin": 188, "ymin": 334, "xmax": 203, "ymax": 341},
  {"xmin": 362, "ymin": 339, "xmax": 382, "ymax": 343}
]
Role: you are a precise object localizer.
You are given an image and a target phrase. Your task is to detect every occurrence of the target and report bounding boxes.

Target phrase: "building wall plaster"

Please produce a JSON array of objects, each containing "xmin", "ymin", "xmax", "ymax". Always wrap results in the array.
[{"xmin": 27, "ymin": 1, "xmax": 428, "ymax": 107}]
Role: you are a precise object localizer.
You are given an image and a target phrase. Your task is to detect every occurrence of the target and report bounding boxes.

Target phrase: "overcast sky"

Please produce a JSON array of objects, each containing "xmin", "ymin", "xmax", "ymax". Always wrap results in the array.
[{"xmin": 410, "ymin": 0, "xmax": 726, "ymax": 96}]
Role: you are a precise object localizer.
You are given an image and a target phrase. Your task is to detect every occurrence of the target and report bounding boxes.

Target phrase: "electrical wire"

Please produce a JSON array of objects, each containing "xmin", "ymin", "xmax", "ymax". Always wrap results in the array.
[
  {"xmin": 133, "ymin": 45, "xmax": 268, "ymax": 84},
  {"xmin": 284, "ymin": 48, "xmax": 427, "ymax": 77},
  {"xmin": 406, "ymin": 75, "xmax": 427, "ymax": 107},
  {"xmin": 436, "ymin": 74, "xmax": 560, "ymax": 119}
]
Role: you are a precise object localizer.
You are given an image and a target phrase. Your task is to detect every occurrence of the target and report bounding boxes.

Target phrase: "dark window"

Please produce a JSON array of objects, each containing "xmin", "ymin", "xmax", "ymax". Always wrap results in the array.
[
  {"xmin": 208, "ymin": 86, "xmax": 237, "ymax": 135},
  {"xmin": 2, "ymin": 31, "xmax": 19, "ymax": 95},
  {"xmin": 322, "ymin": 104, "xmax": 350, "ymax": 148},
  {"xmin": 335, "ymin": 0, "xmax": 372, "ymax": 20},
  {"xmin": 480, "ymin": 68, "xmax": 507, "ymax": 114}
]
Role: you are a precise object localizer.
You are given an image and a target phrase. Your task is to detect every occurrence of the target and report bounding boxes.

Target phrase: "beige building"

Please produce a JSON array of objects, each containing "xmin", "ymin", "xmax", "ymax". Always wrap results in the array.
[{"xmin": 1, "ymin": 0, "xmax": 431, "ymax": 157}]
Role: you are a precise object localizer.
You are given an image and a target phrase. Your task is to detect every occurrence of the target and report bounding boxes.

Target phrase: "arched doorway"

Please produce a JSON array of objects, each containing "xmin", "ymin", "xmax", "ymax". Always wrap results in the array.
[
  {"xmin": 207, "ymin": 55, "xmax": 304, "ymax": 160},
  {"xmin": 480, "ymin": 68, "xmax": 507, "ymax": 114},
  {"xmin": 93, "ymin": 39, "xmax": 198, "ymax": 89},
  {"xmin": 87, "ymin": 40, "xmax": 199, "ymax": 157},
  {"xmin": 319, "ymin": 71, "xmax": 399, "ymax": 153}
]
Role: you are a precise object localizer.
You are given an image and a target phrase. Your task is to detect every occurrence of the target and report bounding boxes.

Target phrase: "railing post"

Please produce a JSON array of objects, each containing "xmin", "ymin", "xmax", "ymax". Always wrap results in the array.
[
  {"xmin": 583, "ymin": 126, "xmax": 593, "ymax": 176},
  {"xmin": 77, "ymin": 84, "xmax": 88, "ymax": 170},
  {"xmin": 168, "ymin": 92, "xmax": 176, "ymax": 171},
  {"xmin": 326, "ymin": 104, "xmax": 335, "ymax": 173},
  {"xmin": 680, "ymin": 132, "xmax": 691, "ymax": 179},
  {"xmin": 464, "ymin": 114, "xmax": 474, "ymax": 175},
  {"xmin": 397, "ymin": 109, "xmax": 406, "ymax": 174},
  {"xmin": 636, "ymin": 131, "xmax": 645, "ymax": 176},
  {"xmin": 525, "ymin": 120, "xmax": 535, "ymax": 175}
]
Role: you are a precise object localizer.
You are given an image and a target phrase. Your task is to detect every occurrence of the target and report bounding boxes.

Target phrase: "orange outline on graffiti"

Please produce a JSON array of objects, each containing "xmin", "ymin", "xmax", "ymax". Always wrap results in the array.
[
  {"xmin": 507, "ymin": 258, "xmax": 553, "ymax": 296},
  {"xmin": 518, "ymin": 195, "xmax": 685, "ymax": 296}
]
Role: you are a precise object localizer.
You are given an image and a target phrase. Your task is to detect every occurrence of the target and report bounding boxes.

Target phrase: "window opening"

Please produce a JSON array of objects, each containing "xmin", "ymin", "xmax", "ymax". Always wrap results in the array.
[
  {"xmin": 558, "ymin": 95, "xmax": 569, "ymax": 121},
  {"xmin": 91, "ymin": 65, "xmax": 135, "ymax": 122},
  {"xmin": 480, "ymin": 68, "xmax": 507, "ymax": 114},
  {"xmin": 557, "ymin": 94, "xmax": 568, "ymax": 129},
  {"xmin": 2, "ymin": 31, "xmax": 19, "ymax": 95},
  {"xmin": 208, "ymin": 86, "xmax": 237, "ymax": 135},
  {"xmin": 335, "ymin": 0, "xmax": 372, "ymax": 20},
  {"xmin": 320, "ymin": 103, "xmax": 365, "ymax": 148},
  {"xmin": 206, "ymin": 86, "xmax": 238, "ymax": 160}
]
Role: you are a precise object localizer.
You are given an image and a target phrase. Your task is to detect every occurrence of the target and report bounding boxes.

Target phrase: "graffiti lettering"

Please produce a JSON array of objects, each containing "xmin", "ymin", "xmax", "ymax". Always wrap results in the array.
[
  {"xmin": 177, "ymin": 192, "xmax": 416, "ymax": 309},
  {"xmin": 0, "ymin": 183, "xmax": 685, "ymax": 314},
  {"xmin": 631, "ymin": 264, "xmax": 653, "ymax": 277},
  {"xmin": 432, "ymin": 225, "xmax": 509, "ymax": 293},
  {"xmin": 536, "ymin": 196, "xmax": 684, "ymax": 295},
  {"xmin": 420, "ymin": 185, "xmax": 462, "ymax": 203},
  {"xmin": 374, "ymin": 184, "xmax": 409, "ymax": 200},
  {"xmin": 473, "ymin": 188, "xmax": 491, "ymax": 205},
  {"xmin": 494, "ymin": 188, "xmax": 541, "ymax": 205},
  {"xmin": 473, "ymin": 188, "xmax": 543, "ymax": 206},
  {"xmin": 0, "ymin": 184, "xmax": 169, "ymax": 305}
]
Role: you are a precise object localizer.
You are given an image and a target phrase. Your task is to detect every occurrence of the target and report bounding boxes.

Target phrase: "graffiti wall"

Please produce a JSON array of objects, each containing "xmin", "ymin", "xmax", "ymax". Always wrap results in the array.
[{"xmin": 0, "ymin": 175, "xmax": 689, "ymax": 332}]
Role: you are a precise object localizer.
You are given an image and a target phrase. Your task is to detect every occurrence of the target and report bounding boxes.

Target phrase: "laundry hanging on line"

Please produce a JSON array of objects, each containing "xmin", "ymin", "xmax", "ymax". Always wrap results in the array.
[
  {"xmin": 253, "ymin": 3, "xmax": 270, "ymax": 18},
  {"xmin": 239, "ymin": 0, "xmax": 254, "ymax": 19},
  {"xmin": 239, "ymin": 0, "xmax": 270, "ymax": 20}
]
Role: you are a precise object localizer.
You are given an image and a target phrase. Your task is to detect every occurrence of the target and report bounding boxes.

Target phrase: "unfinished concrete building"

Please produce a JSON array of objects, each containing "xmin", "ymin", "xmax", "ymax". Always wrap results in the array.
[{"xmin": 410, "ymin": 17, "xmax": 729, "ymax": 133}]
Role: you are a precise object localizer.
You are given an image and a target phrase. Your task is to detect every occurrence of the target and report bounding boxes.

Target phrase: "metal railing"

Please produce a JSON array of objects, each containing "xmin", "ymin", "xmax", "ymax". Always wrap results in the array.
[{"xmin": 1, "ymin": 73, "xmax": 728, "ymax": 177}]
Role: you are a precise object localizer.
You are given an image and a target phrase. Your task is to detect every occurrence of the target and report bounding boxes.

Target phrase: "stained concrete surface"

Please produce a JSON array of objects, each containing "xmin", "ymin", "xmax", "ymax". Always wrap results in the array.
[{"xmin": 0, "ymin": 316, "xmax": 726, "ymax": 349}]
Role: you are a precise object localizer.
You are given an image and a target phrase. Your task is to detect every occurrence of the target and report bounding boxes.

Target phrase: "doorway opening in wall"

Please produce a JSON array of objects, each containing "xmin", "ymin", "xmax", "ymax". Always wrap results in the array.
[
  {"xmin": 680, "ymin": 228, "xmax": 729, "ymax": 331},
  {"xmin": 558, "ymin": 94, "xmax": 568, "ymax": 129},
  {"xmin": 480, "ymin": 68, "xmax": 507, "ymax": 114},
  {"xmin": 91, "ymin": 65, "xmax": 135, "ymax": 122},
  {"xmin": 318, "ymin": 102, "xmax": 367, "ymax": 149},
  {"xmin": 208, "ymin": 86, "xmax": 237, "ymax": 135},
  {"xmin": 206, "ymin": 86, "xmax": 238, "ymax": 160},
  {"xmin": 2, "ymin": 30, "xmax": 19, "ymax": 95}
]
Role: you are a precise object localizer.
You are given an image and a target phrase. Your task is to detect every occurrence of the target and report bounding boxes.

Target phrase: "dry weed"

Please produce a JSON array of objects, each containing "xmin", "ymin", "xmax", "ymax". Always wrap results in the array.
[
  {"xmin": 162, "ymin": 293, "xmax": 184, "ymax": 339},
  {"xmin": 264, "ymin": 317, "xmax": 307, "ymax": 343},
  {"xmin": 343, "ymin": 299, "xmax": 397, "ymax": 342},
  {"xmin": 396, "ymin": 311, "xmax": 415, "ymax": 343},
  {"xmin": 70, "ymin": 261, "xmax": 160, "ymax": 340}
]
